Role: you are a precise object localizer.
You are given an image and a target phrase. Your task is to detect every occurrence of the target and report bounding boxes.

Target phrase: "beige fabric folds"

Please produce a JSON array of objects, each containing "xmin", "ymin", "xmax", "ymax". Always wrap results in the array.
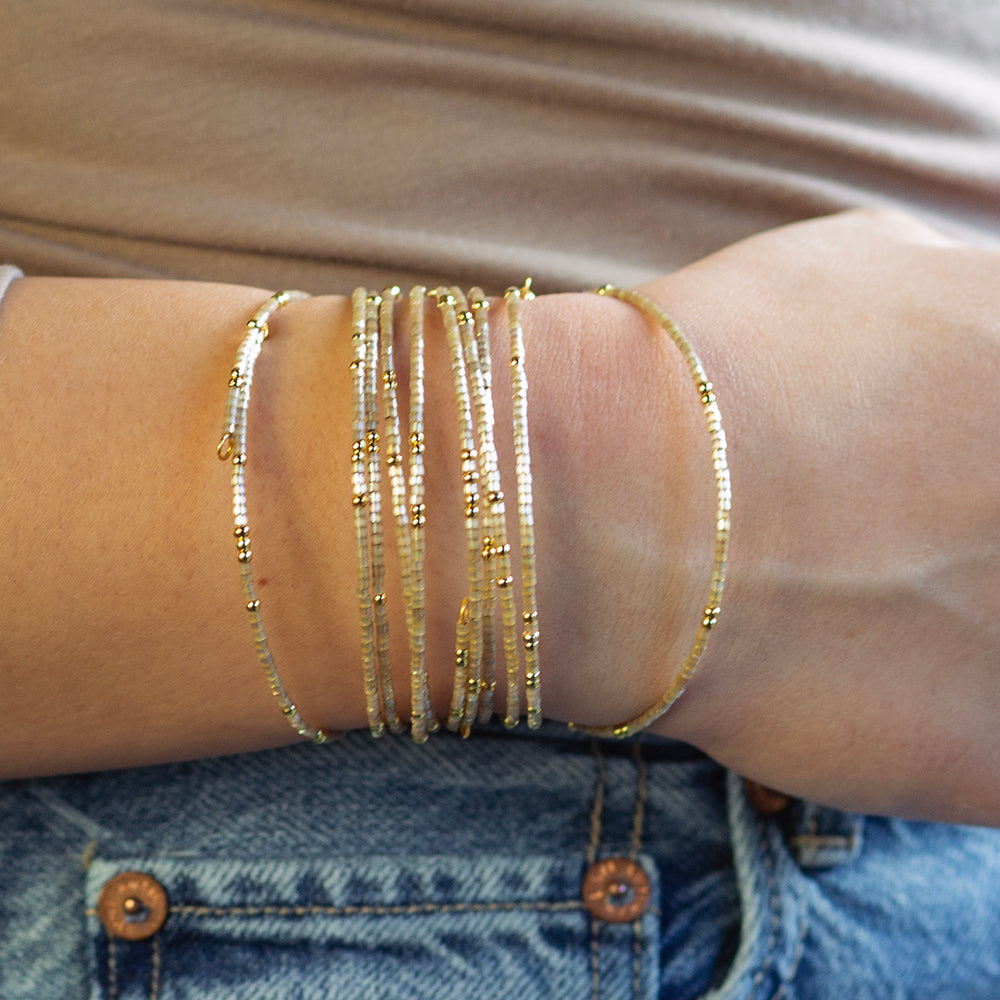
[{"xmin": 0, "ymin": 0, "xmax": 998, "ymax": 291}]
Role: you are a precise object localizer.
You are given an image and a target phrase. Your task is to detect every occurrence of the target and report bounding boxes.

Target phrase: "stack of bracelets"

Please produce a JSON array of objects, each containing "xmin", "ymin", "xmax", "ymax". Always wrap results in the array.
[{"xmin": 218, "ymin": 282, "xmax": 730, "ymax": 744}]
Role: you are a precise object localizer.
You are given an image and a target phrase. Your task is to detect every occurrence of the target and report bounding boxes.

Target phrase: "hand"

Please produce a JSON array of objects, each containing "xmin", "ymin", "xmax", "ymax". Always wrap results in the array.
[{"xmin": 597, "ymin": 209, "xmax": 1000, "ymax": 824}]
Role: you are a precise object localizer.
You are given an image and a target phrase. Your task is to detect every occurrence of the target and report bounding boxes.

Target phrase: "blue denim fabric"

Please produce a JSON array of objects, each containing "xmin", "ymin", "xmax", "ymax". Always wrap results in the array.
[{"xmin": 2, "ymin": 725, "xmax": 1000, "ymax": 999}]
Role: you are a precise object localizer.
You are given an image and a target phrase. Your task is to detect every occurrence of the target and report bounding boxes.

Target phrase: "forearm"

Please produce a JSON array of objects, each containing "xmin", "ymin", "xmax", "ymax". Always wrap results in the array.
[{"xmin": 0, "ymin": 278, "xmax": 704, "ymax": 777}]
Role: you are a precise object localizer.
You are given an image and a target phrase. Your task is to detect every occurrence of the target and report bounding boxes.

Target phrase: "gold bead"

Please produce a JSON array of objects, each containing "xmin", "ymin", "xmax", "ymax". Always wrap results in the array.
[
  {"xmin": 525, "ymin": 670, "xmax": 540, "ymax": 688},
  {"xmin": 481, "ymin": 537, "xmax": 494, "ymax": 560},
  {"xmin": 465, "ymin": 501, "xmax": 480, "ymax": 518},
  {"xmin": 373, "ymin": 592, "xmax": 386, "ymax": 606},
  {"xmin": 460, "ymin": 448, "xmax": 478, "ymax": 462},
  {"xmin": 523, "ymin": 610, "xmax": 538, "ymax": 624},
  {"xmin": 246, "ymin": 599, "xmax": 260, "ymax": 613},
  {"xmin": 702, "ymin": 606, "xmax": 721, "ymax": 629},
  {"xmin": 234, "ymin": 525, "xmax": 249, "ymax": 539},
  {"xmin": 382, "ymin": 370, "xmax": 397, "ymax": 390},
  {"xmin": 366, "ymin": 430, "xmax": 379, "ymax": 452},
  {"xmin": 498, "ymin": 575, "xmax": 514, "ymax": 589},
  {"xmin": 410, "ymin": 432, "xmax": 425, "ymax": 455},
  {"xmin": 487, "ymin": 490, "xmax": 504, "ymax": 505},
  {"xmin": 352, "ymin": 492, "xmax": 368, "ymax": 508},
  {"xmin": 237, "ymin": 549, "xmax": 252, "ymax": 563},
  {"xmin": 232, "ymin": 452, "xmax": 247, "ymax": 466},
  {"xmin": 463, "ymin": 470, "xmax": 478, "ymax": 485},
  {"xmin": 523, "ymin": 630, "xmax": 540, "ymax": 650},
  {"xmin": 387, "ymin": 452, "xmax": 402, "ymax": 467}
]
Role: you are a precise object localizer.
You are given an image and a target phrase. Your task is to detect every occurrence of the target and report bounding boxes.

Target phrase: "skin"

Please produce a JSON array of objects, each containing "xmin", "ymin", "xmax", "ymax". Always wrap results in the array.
[{"xmin": 1, "ymin": 209, "xmax": 997, "ymax": 825}]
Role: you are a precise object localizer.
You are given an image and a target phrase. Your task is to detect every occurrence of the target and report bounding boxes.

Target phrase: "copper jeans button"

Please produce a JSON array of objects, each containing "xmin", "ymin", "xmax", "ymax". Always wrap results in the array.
[
  {"xmin": 743, "ymin": 778, "xmax": 792, "ymax": 816},
  {"xmin": 582, "ymin": 857, "xmax": 651, "ymax": 923},
  {"xmin": 97, "ymin": 871, "xmax": 169, "ymax": 940}
]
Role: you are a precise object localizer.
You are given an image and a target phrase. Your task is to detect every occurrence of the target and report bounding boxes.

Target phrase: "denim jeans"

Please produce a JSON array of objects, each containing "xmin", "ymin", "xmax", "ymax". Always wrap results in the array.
[{"xmin": 2, "ymin": 725, "xmax": 999, "ymax": 999}]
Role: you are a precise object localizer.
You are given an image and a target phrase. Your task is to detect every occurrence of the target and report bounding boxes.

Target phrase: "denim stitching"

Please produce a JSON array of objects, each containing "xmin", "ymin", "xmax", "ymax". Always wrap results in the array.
[
  {"xmin": 628, "ymin": 746, "xmax": 647, "ymax": 861},
  {"xmin": 586, "ymin": 743, "xmax": 607, "ymax": 866},
  {"xmin": 749, "ymin": 819, "xmax": 781, "ymax": 996},
  {"xmin": 766, "ymin": 911, "xmax": 809, "ymax": 1000},
  {"xmin": 106, "ymin": 936, "xmax": 118, "ymax": 1000},
  {"xmin": 588, "ymin": 743, "xmax": 607, "ymax": 1000},
  {"xmin": 150, "ymin": 935, "xmax": 162, "ymax": 1000},
  {"xmin": 89, "ymin": 899, "xmax": 588, "ymax": 919},
  {"xmin": 748, "ymin": 816, "xmax": 811, "ymax": 1000},
  {"xmin": 629, "ymin": 746, "xmax": 649, "ymax": 1000}
]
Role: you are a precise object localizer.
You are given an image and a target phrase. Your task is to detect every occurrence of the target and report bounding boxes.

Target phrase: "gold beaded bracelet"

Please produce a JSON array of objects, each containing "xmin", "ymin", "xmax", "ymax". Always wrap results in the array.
[
  {"xmin": 434, "ymin": 288, "xmax": 489, "ymax": 734},
  {"xmin": 350, "ymin": 288, "xmax": 386, "ymax": 736},
  {"xmin": 406, "ymin": 287, "xmax": 436, "ymax": 741},
  {"xmin": 218, "ymin": 290, "xmax": 333, "ymax": 744},
  {"xmin": 569, "ymin": 285, "xmax": 731, "ymax": 738},
  {"xmin": 505, "ymin": 283, "xmax": 542, "ymax": 729}
]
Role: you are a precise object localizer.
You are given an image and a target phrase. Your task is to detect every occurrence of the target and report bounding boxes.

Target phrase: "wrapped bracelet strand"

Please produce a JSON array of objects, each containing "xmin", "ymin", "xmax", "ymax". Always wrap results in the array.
[
  {"xmin": 434, "ymin": 288, "xmax": 488, "ymax": 734},
  {"xmin": 218, "ymin": 290, "xmax": 333, "ymax": 744},
  {"xmin": 504, "ymin": 284, "xmax": 541, "ymax": 729},
  {"xmin": 569, "ymin": 285, "xmax": 731, "ymax": 738},
  {"xmin": 406, "ymin": 287, "xmax": 436, "ymax": 741}
]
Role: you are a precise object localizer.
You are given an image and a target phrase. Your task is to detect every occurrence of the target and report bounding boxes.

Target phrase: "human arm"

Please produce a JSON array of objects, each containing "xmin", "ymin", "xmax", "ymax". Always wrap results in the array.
[{"xmin": 2, "ymin": 210, "xmax": 998, "ymax": 826}]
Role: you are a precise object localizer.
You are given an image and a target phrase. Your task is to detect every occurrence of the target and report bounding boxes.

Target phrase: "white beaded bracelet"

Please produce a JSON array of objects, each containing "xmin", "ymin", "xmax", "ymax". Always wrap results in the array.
[{"xmin": 218, "ymin": 290, "xmax": 333, "ymax": 744}]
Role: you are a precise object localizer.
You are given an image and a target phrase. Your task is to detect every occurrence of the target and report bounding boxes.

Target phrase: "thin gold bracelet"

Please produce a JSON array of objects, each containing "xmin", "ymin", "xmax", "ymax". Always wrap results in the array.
[
  {"xmin": 218, "ymin": 290, "xmax": 333, "ymax": 744},
  {"xmin": 569, "ymin": 285, "xmax": 731, "ymax": 738},
  {"xmin": 406, "ymin": 286, "xmax": 436, "ymax": 740},
  {"xmin": 505, "ymin": 283, "xmax": 542, "ymax": 729},
  {"xmin": 351, "ymin": 288, "xmax": 390, "ymax": 736},
  {"xmin": 434, "ymin": 288, "xmax": 487, "ymax": 734}
]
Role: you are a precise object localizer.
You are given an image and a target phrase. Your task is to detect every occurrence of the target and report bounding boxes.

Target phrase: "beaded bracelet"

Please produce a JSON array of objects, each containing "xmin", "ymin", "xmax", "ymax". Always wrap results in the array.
[
  {"xmin": 569, "ymin": 285, "xmax": 731, "ymax": 738},
  {"xmin": 504, "ymin": 284, "xmax": 541, "ymax": 729},
  {"xmin": 469, "ymin": 289, "xmax": 520, "ymax": 726},
  {"xmin": 434, "ymin": 288, "xmax": 488, "ymax": 734},
  {"xmin": 406, "ymin": 287, "xmax": 436, "ymax": 741},
  {"xmin": 218, "ymin": 290, "xmax": 333, "ymax": 744}
]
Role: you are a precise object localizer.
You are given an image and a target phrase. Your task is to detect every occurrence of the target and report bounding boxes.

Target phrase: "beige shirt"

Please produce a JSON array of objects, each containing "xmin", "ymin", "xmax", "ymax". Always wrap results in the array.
[{"xmin": 1, "ymin": 0, "xmax": 998, "ymax": 292}]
